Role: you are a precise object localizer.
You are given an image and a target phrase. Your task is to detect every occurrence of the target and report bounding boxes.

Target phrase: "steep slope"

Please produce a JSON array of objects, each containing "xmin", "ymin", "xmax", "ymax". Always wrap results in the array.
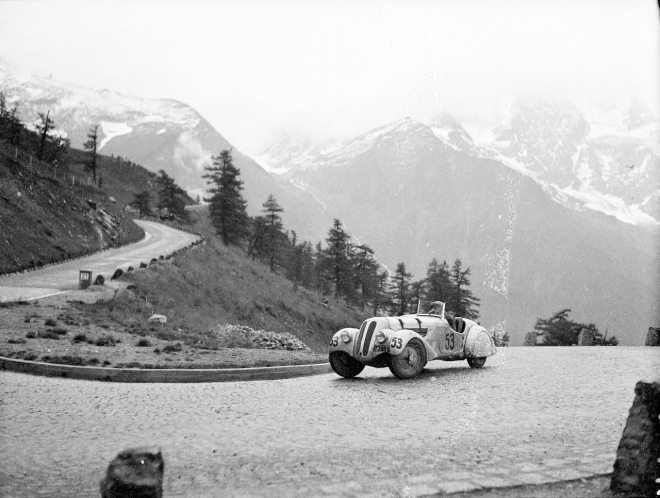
[
  {"xmin": 0, "ymin": 142, "xmax": 144, "ymax": 275},
  {"xmin": 0, "ymin": 61, "xmax": 331, "ymax": 243},
  {"xmin": 265, "ymin": 116, "xmax": 659, "ymax": 346}
]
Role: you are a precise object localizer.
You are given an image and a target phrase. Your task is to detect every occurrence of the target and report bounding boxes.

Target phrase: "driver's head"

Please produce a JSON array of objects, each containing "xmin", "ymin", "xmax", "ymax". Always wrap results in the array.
[{"xmin": 429, "ymin": 301, "xmax": 442, "ymax": 312}]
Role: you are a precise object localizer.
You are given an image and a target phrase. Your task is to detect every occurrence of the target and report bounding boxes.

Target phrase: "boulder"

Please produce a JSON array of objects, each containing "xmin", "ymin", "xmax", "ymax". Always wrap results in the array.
[
  {"xmin": 148, "ymin": 314, "xmax": 167, "ymax": 324},
  {"xmin": 100, "ymin": 446, "xmax": 163, "ymax": 498},
  {"xmin": 139, "ymin": 262, "xmax": 147, "ymax": 269},
  {"xmin": 645, "ymin": 327, "xmax": 660, "ymax": 346},
  {"xmin": 610, "ymin": 381, "xmax": 660, "ymax": 497},
  {"xmin": 577, "ymin": 328, "xmax": 594, "ymax": 346},
  {"xmin": 110, "ymin": 269, "xmax": 124, "ymax": 280},
  {"xmin": 523, "ymin": 331, "xmax": 537, "ymax": 346},
  {"xmin": 94, "ymin": 275, "xmax": 105, "ymax": 286}
]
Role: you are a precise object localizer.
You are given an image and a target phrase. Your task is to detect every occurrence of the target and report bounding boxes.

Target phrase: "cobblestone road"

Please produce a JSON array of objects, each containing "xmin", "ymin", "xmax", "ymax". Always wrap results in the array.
[{"xmin": 1, "ymin": 348, "xmax": 658, "ymax": 497}]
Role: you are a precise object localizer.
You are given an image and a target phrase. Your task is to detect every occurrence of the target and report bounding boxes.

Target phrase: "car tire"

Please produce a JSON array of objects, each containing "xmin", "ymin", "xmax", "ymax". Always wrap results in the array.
[
  {"xmin": 389, "ymin": 338, "xmax": 427, "ymax": 379},
  {"xmin": 467, "ymin": 357, "xmax": 487, "ymax": 369},
  {"xmin": 329, "ymin": 351, "xmax": 365, "ymax": 378}
]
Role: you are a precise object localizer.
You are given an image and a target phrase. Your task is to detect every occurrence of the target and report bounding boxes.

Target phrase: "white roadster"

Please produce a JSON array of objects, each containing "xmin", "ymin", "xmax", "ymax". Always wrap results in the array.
[{"xmin": 328, "ymin": 301, "xmax": 497, "ymax": 379}]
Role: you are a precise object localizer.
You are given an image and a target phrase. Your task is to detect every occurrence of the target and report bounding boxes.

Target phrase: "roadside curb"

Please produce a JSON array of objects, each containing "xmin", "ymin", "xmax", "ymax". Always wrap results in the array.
[{"xmin": 0, "ymin": 355, "xmax": 332, "ymax": 383}]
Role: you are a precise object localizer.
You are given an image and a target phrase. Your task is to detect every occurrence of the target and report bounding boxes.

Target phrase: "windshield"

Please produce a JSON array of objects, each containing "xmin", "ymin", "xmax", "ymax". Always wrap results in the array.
[{"xmin": 417, "ymin": 299, "xmax": 445, "ymax": 317}]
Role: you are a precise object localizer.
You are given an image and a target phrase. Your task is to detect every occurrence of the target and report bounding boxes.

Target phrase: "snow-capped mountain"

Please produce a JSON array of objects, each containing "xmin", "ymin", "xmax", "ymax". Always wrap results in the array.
[
  {"xmin": 0, "ymin": 60, "xmax": 331, "ymax": 242},
  {"xmin": 259, "ymin": 108, "xmax": 659, "ymax": 346},
  {"xmin": 483, "ymin": 95, "xmax": 660, "ymax": 225}
]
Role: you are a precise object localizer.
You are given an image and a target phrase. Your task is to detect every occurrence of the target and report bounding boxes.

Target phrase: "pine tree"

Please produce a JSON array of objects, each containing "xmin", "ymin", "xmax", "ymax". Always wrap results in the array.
[
  {"xmin": 156, "ymin": 170, "xmax": 189, "ymax": 221},
  {"xmin": 203, "ymin": 149, "xmax": 249, "ymax": 245},
  {"xmin": 351, "ymin": 244, "xmax": 381, "ymax": 310},
  {"xmin": 321, "ymin": 219, "xmax": 353, "ymax": 298},
  {"xmin": 424, "ymin": 258, "xmax": 452, "ymax": 303},
  {"xmin": 84, "ymin": 125, "xmax": 99, "ymax": 183},
  {"xmin": 448, "ymin": 259, "xmax": 480, "ymax": 319},
  {"xmin": 388, "ymin": 262, "xmax": 412, "ymax": 315},
  {"xmin": 130, "ymin": 190, "xmax": 152, "ymax": 219},
  {"xmin": 7, "ymin": 105, "xmax": 22, "ymax": 147},
  {"xmin": 36, "ymin": 110, "xmax": 55, "ymax": 161}
]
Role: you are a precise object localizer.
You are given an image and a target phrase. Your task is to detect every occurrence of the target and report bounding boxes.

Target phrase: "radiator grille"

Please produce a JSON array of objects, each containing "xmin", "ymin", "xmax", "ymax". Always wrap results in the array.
[
  {"xmin": 354, "ymin": 321, "xmax": 367, "ymax": 357},
  {"xmin": 362, "ymin": 322, "xmax": 377, "ymax": 356}
]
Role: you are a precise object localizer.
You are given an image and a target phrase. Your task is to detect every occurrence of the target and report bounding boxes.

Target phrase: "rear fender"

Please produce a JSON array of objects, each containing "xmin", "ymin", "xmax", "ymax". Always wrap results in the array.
[
  {"xmin": 329, "ymin": 328, "xmax": 359, "ymax": 355},
  {"xmin": 389, "ymin": 330, "xmax": 438, "ymax": 361},
  {"xmin": 464, "ymin": 325, "xmax": 497, "ymax": 358}
]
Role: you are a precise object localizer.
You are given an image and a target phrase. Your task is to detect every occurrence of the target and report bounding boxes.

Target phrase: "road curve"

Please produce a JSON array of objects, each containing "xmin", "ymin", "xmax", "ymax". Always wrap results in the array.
[
  {"xmin": 0, "ymin": 220, "xmax": 199, "ymax": 301},
  {"xmin": 0, "ymin": 347, "xmax": 657, "ymax": 497}
]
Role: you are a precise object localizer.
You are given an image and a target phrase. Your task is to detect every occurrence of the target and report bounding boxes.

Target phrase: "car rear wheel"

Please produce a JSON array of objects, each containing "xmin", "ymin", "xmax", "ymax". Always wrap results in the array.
[
  {"xmin": 467, "ymin": 357, "xmax": 487, "ymax": 369},
  {"xmin": 329, "ymin": 351, "xmax": 365, "ymax": 378},
  {"xmin": 389, "ymin": 338, "xmax": 427, "ymax": 379}
]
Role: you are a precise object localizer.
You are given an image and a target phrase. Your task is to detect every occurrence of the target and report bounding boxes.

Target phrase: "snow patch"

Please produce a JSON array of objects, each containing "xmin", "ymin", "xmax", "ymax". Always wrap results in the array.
[
  {"xmin": 251, "ymin": 154, "xmax": 291, "ymax": 175},
  {"xmin": 157, "ymin": 127, "xmax": 167, "ymax": 135},
  {"xmin": 99, "ymin": 121, "xmax": 133, "ymax": 149}
]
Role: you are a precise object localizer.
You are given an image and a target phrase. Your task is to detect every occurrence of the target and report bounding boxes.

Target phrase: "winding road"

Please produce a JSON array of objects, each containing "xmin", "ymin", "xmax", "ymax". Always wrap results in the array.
[
  {"xmin": 0, "ymin": 220, "xmax": 200, "ymax": 302},
  {"xmin": 1, "ymin": 347, "xmax": 657, "ymax": 497}
]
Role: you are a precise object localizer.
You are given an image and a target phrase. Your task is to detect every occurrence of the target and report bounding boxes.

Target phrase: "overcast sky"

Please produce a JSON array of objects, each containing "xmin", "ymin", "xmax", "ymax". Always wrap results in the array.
[{"xmin": 0, "ymin": 0, "xmax": 658, "ymax": 153}]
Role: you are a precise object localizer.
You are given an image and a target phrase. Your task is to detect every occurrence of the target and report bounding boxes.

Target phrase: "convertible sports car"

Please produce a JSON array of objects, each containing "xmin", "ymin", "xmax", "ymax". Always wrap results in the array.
[{"xmin": 329, "ymin": 301, "xmax": 497, "ymax": 379}]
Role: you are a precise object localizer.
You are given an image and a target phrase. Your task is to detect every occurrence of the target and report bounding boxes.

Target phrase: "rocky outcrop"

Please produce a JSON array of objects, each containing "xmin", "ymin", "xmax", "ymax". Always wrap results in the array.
[
  {"xmin": 610, "ymin": 381, "xmax": 660, "ymax": 497},
  {"xmin": 645, "ymin": 327, "xmax": 660, "ymax": 346},
  {"xmin": 577, "ymin": 328, "xmax": 594, "ymax": 346},
  {"xmin": 100, "ymin": 446, "xmax": 164, "ymax": 498},
  {"xmin": 523, "ymin": 331, "xmax": 537, "ymax": 346}
]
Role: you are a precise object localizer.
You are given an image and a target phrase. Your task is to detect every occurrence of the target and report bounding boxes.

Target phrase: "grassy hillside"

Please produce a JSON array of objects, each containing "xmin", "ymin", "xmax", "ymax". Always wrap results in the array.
[{"xmin": 79, "ymin": 208, "xmax": 369, "ymax": 353}]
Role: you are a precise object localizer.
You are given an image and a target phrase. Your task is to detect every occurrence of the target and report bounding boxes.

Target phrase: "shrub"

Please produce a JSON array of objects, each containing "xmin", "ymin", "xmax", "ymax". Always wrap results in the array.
[
  {"xmin": 153, "ymin": 348, "xmax": 161, "ymax": 354},
  {"xmin": 37, "ymin": 329, "xmax": 62, "ymax": 340},
  {"xmin": 44, "ymin": 318, "xmax": 56, "ymax": 327},
  {"xmin": 87, "ymin": 358, "xmax": 100, "ymax": 365},
  {"xmin": 8, "ymin": 338, "xmax": 27, "ymax": 344},
  {"xmin": 163, "ymin": 342, "xmax": 183, "ymax": 353},
  {"xmin": 24, "ymin": 316, "xmax": 30, "ymax": 323},
  {"xmin": 72, "ymin": 333, "xmax": 88, "ymax": 343},
  {"xmin": 102, "ymin": 360, "xmax": 111, "ymax": 366},
  {"xmin": 25, "ymin": 331, "xmax": 36, "ymax": 339},
  {"xmin": 136, "ymin": 338, "xmax": 152, "ymax": 347},
  {"xmin": 50, "ymin": 327, "xmax": 68, "ymax": 336},
  {"xmin": 24, "ymin": 352, "xmax": 38, "ymax": 361},
  {"xmin": 96, "ymin": 335, "xmax": 118, "ymax": 347}
]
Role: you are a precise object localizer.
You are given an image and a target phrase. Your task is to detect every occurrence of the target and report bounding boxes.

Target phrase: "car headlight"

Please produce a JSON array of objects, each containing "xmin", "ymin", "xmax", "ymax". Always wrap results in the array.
[
  {"xmin": 340, "ymin": 330, "xmax": 352, "ymax": 343},
  {"xmin": 375, "ymin": 330, "xmax": 388, "ymax": 344}
]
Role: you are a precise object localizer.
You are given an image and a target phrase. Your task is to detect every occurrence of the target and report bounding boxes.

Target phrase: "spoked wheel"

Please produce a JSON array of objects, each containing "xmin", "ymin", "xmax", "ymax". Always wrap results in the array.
[
  {"xmin": 467, "ymin": 357, "xmax": 487, "ymax": 369},
  {"xmin": 329, "ymin": 351, "xmax": 365, "ymax": 378},
  {"xmin": 389, "ymin": 338, "xmax": 427, "ymax": 379}
]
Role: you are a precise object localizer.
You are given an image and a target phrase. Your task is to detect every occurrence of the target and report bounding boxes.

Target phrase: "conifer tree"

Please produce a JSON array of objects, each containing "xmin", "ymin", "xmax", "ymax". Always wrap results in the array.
[
  {"xmin": 156, "ymin": 170, "xmax": 189, "ymax": 221},
  {"xmin": 203, "ymin": 149, "xmax": 249, "ymax": 245},
  {"xmin": 351, "ymin": 244, "xmax": 381, "ymax": 310},
  {"xmin": 322, "ymin": 219, "xmax": 353, "ymax": 298},
  {"xmin": 84, "ymin": 125, "xmax": 99, "ymax": 183},
  {"xmin": 130, "ymin": 190, "xmax": 152, "ymax": 219},
  {"xmin": 424, "ymin": 258, "xmax": 452, "ymax": 303},
  {"xmin": 448, "ymin": 259, "xmax": 480, "ymax": 319},
  {"xmin": 388, "ymin": 262, "xmax": 412, "ymax": 315},
  {"xmin": 7, "ymin": 105, "xmax": 22, "ymax": 147},
  {"xmin": 36, "ymin": 110, "xmax": 55, "ymax": 161}
]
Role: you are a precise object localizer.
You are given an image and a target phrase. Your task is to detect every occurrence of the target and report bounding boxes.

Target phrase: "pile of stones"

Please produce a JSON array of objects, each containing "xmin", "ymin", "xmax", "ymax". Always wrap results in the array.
[{"xmin": 210, "ymin": 324, "xmax": 312, "ymax": 352}]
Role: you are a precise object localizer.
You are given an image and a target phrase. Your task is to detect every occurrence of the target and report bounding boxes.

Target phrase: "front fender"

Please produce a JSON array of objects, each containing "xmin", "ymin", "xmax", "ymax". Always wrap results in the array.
[
  {"xmin": 464, "ymin": 325, "xmax": 497, "ymax": 358},
  {"xmin": 329, "ymin": 328, "xmax": 359, "ymax": 355},
  {"xmin": 389, "ymin": 330, "xmax": 438, "ymax": 361}
]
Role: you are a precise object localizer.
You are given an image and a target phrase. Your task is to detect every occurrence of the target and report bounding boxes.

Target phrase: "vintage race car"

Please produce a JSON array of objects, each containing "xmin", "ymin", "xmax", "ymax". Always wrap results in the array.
[{"xmin": 328, "ymin": 301, "xmax": 497, "ymax": 379}]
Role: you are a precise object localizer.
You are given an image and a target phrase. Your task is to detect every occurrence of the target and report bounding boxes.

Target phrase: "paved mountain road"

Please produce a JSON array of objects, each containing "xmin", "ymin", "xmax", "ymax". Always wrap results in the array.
[
  {"xmin": 1, "ymin": 347, "xmax": 657, "ymax": 497},
  {"xmin": 0, "ymin": 220, "xmax": 199, "ymax": 302}
]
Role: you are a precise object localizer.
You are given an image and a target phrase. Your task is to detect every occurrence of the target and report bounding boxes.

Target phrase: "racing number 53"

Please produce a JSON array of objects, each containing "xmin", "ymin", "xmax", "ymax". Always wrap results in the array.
[{"xmin": 445, "ymin": 332, "xmax": 455, "ymax": 350}]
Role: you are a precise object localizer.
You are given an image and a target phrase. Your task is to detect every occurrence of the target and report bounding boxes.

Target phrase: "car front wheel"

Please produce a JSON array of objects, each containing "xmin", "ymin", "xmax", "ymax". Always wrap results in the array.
[
  {"xmin": 467, "ymin": 357, "xmax": 487, "ymax": 369},
  {"xmin": 329, "ymin": 351, "xmax": 365, "ymax": 378},
  {"xmin": 389, "ymin": 338, "xmax": 427, "ymax": 379}
]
